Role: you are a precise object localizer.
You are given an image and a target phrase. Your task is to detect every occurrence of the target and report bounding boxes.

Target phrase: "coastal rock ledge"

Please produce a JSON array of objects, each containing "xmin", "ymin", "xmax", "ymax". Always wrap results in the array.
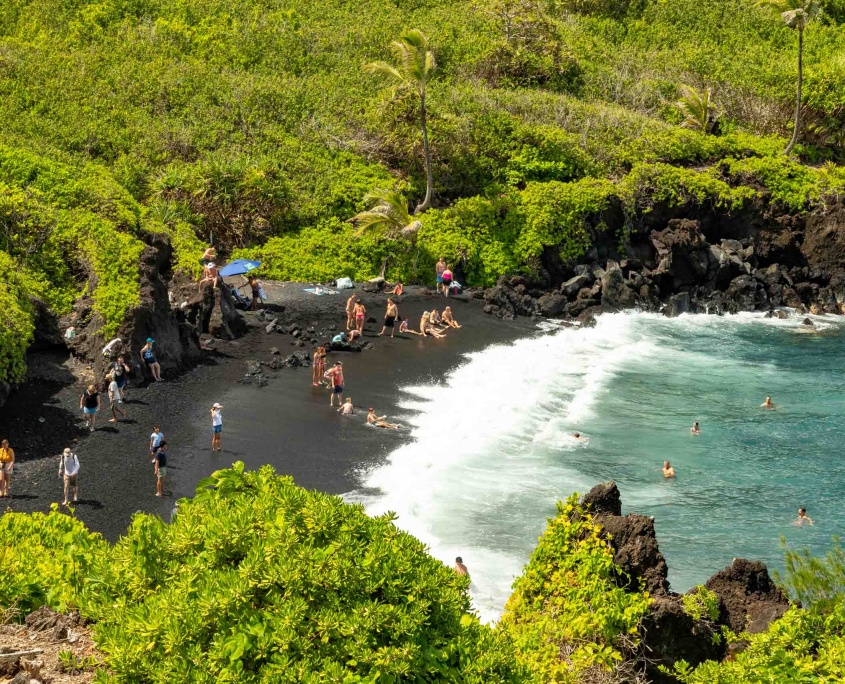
[{"xmin": 580, "ymin": 482, "xmax": 790, "ymax": 683}]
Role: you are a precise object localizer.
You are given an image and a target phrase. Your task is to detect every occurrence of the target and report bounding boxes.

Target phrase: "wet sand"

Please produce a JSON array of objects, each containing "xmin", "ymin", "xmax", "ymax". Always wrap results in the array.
[{"xmin": 0, "ymin": 283, "xmax": 533, "ymax": 540}]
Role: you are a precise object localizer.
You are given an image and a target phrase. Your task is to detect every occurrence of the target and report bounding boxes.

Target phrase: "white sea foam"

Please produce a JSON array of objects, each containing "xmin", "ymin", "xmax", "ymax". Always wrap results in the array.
[{"xmin": 347, "ymin": 309, "xmax": 845, "ymax": 622}]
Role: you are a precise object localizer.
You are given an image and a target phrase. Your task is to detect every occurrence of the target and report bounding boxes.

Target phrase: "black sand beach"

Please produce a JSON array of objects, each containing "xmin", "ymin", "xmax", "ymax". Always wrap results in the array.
[{"xmin": 0, "ymin": 283, "xmax": 532, "ymax": 541}]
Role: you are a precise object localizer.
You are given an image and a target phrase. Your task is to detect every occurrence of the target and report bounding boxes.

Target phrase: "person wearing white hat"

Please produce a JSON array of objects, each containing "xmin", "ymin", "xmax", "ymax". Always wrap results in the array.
[
  {"xmin": 210, "ymin": 403, "xmax": 224, "ymax": 451},
  {"xmin": 58, "ymin": 447, "xmax": 80, "ymax": 506}
]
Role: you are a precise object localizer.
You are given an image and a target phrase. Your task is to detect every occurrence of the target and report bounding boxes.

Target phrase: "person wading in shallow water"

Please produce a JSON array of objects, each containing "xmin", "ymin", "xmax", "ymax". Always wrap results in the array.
[
  {"xmin": 454, "ymin": 557, "xmax": 469, "ymax": 576},
  {"xmin": 210, "ymin": 403, "xmax": 223, "ymax": 451},
  {"xmin": 325, "ymin": 363, "xmax": 344, "ymax": 407},
  {"xmin": 0, "ymin": 439, "xmax": 15, "ymax": 498}
]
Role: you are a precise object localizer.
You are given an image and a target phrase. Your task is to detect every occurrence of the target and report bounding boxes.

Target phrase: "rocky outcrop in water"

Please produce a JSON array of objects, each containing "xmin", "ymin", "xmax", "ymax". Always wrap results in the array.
[
  {"xmin": 580, "ymin": 482, "xmax": 791, "ymax": 683},
  {"xmin": 484, "ymin": 198, "xmax": 845, "ymax": 320}
]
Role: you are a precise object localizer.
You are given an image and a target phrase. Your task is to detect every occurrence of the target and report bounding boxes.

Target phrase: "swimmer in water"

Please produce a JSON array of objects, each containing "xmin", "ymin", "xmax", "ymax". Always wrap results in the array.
[
  {"xmin": 761, "ymin": 396, "xmax": 775, "ymax": 409},
  {"xmin": 662, "ymin": 461, "xmax": 676, "ymax": 478},
  {"xmin": 572, "ymin": 432, "xmax": 586, "ymax": 441},
  {"xmin": 794, "ymin": 507, "xmax": 814, "ymax": 526},
  {"xmin": 454, "ymin": 557, "xmax": 469, "ymax": 576},
  {"xmin": 691, "ymin": 421, "xmax": 700, "ymax": 435}
]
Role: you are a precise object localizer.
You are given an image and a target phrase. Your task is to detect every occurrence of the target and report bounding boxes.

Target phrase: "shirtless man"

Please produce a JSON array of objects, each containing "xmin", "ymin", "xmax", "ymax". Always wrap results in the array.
[
  {"xmin": 795, "ymin": 507, "xmax": 814, "ymax": 526},
  {"xmin": 325, "ymin": 362, "xmax": 344, "ymax": 407},
  {"xmin": 435, "ymin": 257, "xmax": 447, "ymax": 294},
  {"xmin": 345, "ymin": 293, "xmax": 357, "ymax": 330},
  {"xmin": 454, "ymin": 557, "xmax": 469, "ymax": 576},
  {"xmin": 380, "ymin": 299, "xmax": 398, "ymax": 337},
  {"xmin": 442, "ymin": 306, "xmax": 461, "ymax": 329},
  {"xmin": 690, "ymin": 421, "xmax": 700, "ymax": 435},
  {"xmin": 662, "ymin": 461, "xmax": 676, "ymax": 478},
  {"xmin": 761, "ymin": 396, "xmax": 775, "ymax": 409},
  {"xmin": 199, "ymin": 262, "xmax": 220, "ymax": 292}
]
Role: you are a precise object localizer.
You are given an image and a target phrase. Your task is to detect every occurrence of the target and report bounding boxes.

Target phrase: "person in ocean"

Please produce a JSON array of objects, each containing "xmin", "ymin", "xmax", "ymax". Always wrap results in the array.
[
  {"xmin": 794, "ymin": 507, "xmax": 814, "ymax": 526},
  {"xmin": 454, "ymin": 557, "xmax": 469, "ymax": 576},
  {"xmin": 366, "ymin": 408, "xmax": 402, "ymax": 429},
  {"xmin": 690, "ymin": 421, "xmax": 700, "ymax": 434},
  {"xmin": 761, "ymin": 396, "xmax": 775, "ymax": 409},
  {"xmin": 345, "ymin": 293, "xmax": 357, "ymax": 330},
  {"xmin": 662, "ymin": 461, "xmax": 676, "ymax": 478},
  {"xmin": 572, "ymin": 432, "xmax": 587, "ymax": 441}
]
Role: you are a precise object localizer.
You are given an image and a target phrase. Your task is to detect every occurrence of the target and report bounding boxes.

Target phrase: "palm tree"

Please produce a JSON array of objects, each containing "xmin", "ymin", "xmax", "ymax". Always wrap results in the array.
[
  {"xmin": 351, "ymin": 189, "xmax": 422, "ymax": 278},
  {"xmin": 759, "ymin": 0, "xmax": 821, "ymax": 154},
  {"xmin": 676, "ymin": 85, "xmax": 716, "ymax": 133},
  {"xmin": 364, "ymin": 30, "xmax": 436, "ymax": 214}
]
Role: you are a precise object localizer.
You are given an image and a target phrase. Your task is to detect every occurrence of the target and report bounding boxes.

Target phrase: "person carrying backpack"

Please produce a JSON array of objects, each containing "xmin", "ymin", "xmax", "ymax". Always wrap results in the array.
[{"xmin": 58, "ymin": 447, "xmax": 80, "ymax": 506}]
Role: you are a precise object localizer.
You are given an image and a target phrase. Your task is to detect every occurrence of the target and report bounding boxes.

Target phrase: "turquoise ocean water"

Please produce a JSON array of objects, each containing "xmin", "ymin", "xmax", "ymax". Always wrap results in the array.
[{"xmin": 353, "ymin": 312, "xmax": 845, "ymax": 621}]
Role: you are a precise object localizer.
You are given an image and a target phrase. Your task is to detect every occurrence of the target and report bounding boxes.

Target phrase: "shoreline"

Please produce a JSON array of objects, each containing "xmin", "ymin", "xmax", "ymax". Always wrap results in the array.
[{"xmin": 0, "ymin": 283, "xmax": 533, "ymax": 541}]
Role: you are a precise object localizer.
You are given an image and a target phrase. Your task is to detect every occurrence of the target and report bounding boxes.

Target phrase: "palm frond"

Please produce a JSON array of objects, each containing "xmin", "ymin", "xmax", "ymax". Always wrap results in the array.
[
  {"xmin": 363, "ymin": 61, "xmax": 403, "ymax": 83},
  {"xmin": 676, "ymin": 85, "xmax": 714, "ymax": 133}
]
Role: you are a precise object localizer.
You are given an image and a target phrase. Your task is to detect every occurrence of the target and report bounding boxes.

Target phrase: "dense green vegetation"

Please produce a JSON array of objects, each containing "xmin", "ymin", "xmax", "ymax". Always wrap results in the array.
[{"xmin": 1, "ymin": 0, "xmax": 844, "ymax": 381}]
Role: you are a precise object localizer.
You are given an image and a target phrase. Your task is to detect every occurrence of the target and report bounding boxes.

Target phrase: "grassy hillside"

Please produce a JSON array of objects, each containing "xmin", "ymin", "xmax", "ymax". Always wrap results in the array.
[{"xmin": 1, "ymin": 0, "xmax": 845, "ymax": 380}]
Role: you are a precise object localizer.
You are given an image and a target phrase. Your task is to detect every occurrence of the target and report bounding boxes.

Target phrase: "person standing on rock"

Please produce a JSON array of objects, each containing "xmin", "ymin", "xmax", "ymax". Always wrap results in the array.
[
  {"xmin": 324, "ymin": 362, "xmax": 344, "ymax": 407},
  {"xmin": 107, "ymin": 374, "xmax": 127, "ymax": 423},
  {"xmin": 149, "ymin": 426, "xmax": 165, "ymax": 462},
  {"xmin": 154, "ymin": 440, "xmax": 168, "ymax": 497},
  {"xmin": 345, "ymin": 293, "xmax": 357, "ymax": 330},
  {"xmin": 200, "ymin": 244, "xmax": 217, "ymax": 267},
  {"xmin": 210, "ymin": 403, "xmax": 223, "ymax": 451},
  {"xmin": 0, "ymin": 439, "xmax": 15, "ymax": 498},
  {"xmin": 141, "ymin": 338, "xmax": 162, "ymax": 382},
  {"xmin": 80, "ymin": 384, "xmax": 101, "ymax": 432},
  {"xmin": 380, "ymin": 299, "xmax": 398, "ymax": 337},
  {"xmin": 59, "ymin": 447, "xmax": 80, "ymax": 506},
  {"xmin": 435, "ymin": 257, "xmax": 446, "ymax": 294}
]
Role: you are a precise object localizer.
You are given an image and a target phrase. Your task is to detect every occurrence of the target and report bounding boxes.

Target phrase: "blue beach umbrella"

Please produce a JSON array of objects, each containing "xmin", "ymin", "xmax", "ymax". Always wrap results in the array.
[{"xmin": 218, "ymin": 259, "xmax": 262, "ymax": 277}]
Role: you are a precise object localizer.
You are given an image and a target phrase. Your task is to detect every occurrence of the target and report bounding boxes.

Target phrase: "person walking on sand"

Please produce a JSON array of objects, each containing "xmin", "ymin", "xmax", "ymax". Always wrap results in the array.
[
  {"xmin": 761, "ymin": 396, "xmax": 775, "ymax": 409},
  {"xmin": 690, "ymin": 421, "xmax": 700, "ymax": 435},
  {"xmin": 366, "ymin": 408, "xmax": 402, "ymax": 429},
  {"xmin": 662, "ymin": 460, "xmax": 676, "ymax": 478},
  {"xmin": 353, "ymin": 300, "xmax": 366, "ymax": 334},
  {"xmin": 338, "ymin": 397, "xmax": 355, "ymax": 415},
  {"xmin": 141, "ymin": 338, "xmax": 162, "ymax": 382},
  {"xmin": 345, "ymin": 293, "xmax": 357, "ymax": 330},
  {"xmin": 455, "ymin": 557, "xmax": 469, "ymax": 576},
  {"xmin": 442, "ymin": 306, "xmax": 461, "ymax": 328},
  {"xmin": 210, "ymin": 403, "xmax": 223, "ymax": 451},
  {"xmin": 59, "ymin": 447, "xmax": 80, "ymax": 506},
  {"xmin": 312, "ymin": 345, "xmax": 327, "ymax": 386},
  {"xmin": 0, "ymin": 439, "xmax": 15, "ymax": 498},
  {"xmin": 108, "ymin": 374, "xmax": 127, "ymax": 423},
  {"xmin": 794, "ymin": 507, "xmax": 814, "ymax": 526},
  {"xmin": 380, "ymin": 299, "xmax": 398, "ymax": 337},
  {"xmin": 80, "ymin": 384, "xmax": 101, "ymax": 432},
  {"xmin": 154, "ymin": 440, "xmax": 168, "ymax": 497},
  {"xmin": 435, "ymin": 257, "xmax": 447, "ymax": 294},
  {"xmin": 325, "ymin": 362, "xmax": 344, "ymax": 407},
  {"xmin": 111, "ymin": 353, "xmax": 131, "ymax": 399},
  {"xmin": 149, "ymin": 426, "xmax": 165, "ymax": 462}
]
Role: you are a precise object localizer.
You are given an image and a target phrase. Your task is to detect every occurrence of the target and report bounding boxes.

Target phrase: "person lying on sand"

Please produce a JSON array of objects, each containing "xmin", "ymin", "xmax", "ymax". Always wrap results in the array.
[
  {"xmin": 337, "ymin": 397, "xmax": 355, "ymax": 415},
  {"xmin": 761, "ymin": 396, "xmax": 775, "ymax": 409},
  {"xmin": 367, "ymin": 408, "xmax": 402, "ymax": 429},
  {"xmin": 690, "ymin": 421, "xmax": 700, "ymax": 435},
  {"xmin": 662, "ymin": 461, "xmax": 676, "ymax": 478},
  {"xmin": 442, "ymin": 306, "xmax": 461, "ymax": 328},
  {"xmin": 794, "ymin": 507, "xmax": 814, "ymax": 526}
]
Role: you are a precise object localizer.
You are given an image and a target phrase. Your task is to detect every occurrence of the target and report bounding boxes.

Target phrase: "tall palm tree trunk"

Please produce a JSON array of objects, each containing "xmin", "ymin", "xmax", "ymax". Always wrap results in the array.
[
  {"xmin": 784, "ymin": 27, "xmax": 803, "ymax": 155},
  {"xmin": 414, "ymin": 91, "xmax": 433, "ymax": 214}
]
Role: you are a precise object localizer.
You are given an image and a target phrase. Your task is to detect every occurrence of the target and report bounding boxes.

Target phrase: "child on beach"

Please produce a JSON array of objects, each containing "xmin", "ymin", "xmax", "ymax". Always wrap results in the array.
[
  {"xmin": 0, "ymin": 439, "xmax": 14, "ymax": 498},
  {"xmin": 338, "ymin": 397, "xmax": 355, "ymax": 415},
  {"xmin": 155, "ymin": 440, "xmax": 168, "ymax": 497},
  {"xmin": 211, "ymin": 403, "xmax": 223, "ymax": 451},
  {"xmin": 366, "ymin": 408, "xmax": 402, "ymax": 430},
  {"xmin": 149, "ymin": 426, "xmax": 165, "ymax": 462},
  {"xmin": 108, "ymin": 374, "xmax": 127, "ymax": 423}
]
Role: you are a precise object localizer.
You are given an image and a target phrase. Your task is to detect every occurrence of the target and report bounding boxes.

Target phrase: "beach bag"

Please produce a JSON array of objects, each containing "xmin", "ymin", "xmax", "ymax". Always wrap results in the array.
[{"xmin": 336, "ymin": 277, "xmax": 353, "ymax": 289}]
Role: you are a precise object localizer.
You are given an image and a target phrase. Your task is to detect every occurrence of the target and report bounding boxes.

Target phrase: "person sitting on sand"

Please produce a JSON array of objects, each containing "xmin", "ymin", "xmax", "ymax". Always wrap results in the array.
[
  {"xmin": 662, "ymin": 460, "xmax": 676, "ymax": 478},
  {"xmin": 761, "ymin": 396, "xmax": 775, "ymax": 410},
  {"xmin": 345, "ymin": 293, "xmax": 357, "ymax": 330},
  {"xmin": 430, "ymin": 309, "xmax": 443, "ymax": 326},
  {"xmin": 366, "ymin": 408, "xmax": 402, "ymax": 430},
  {"xmin": 794, "ymin": 507, "xmax": 814, "ymax": 526},
  {"xmin": 380, "ymin": 299, "xmax": 398, "ymax": 337},
  {"xmin": 398, "ymin": 316, "xmax": 409, "ymax": 334},
  {"xmin": 390, "ymin": 282, "xmax": 404, "ymax": 296},
  {"xmin": 442, "ymin": 306, "xmax": 461, "ymax": 329},
  {"xmin": 423, "ymin": 313, "xmax": 447, "ymax": 338},
  {"xmin": 312, "ymin": 345, "xmax": 327, "ymax": 386},
  {"xmin": 691, "ymin": 421, "xmax": 700, "ymax": 435},
  {"xmin": 455, "ymin": 557, "xmax": 469, "ymax": 576},
  {"xmin": 338, "ymin": 397, "xmax": 355, "ymax": 415},
  {"xmin": 199, "ymin": 262, "xmax": 220, "ymax": 292}
]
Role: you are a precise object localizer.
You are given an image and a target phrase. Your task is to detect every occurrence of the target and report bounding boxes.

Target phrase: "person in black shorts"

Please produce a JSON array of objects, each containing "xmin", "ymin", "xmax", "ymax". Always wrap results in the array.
[{"xmin": 380, "ymin": 299, "xmax": 398, "ymax": 337}]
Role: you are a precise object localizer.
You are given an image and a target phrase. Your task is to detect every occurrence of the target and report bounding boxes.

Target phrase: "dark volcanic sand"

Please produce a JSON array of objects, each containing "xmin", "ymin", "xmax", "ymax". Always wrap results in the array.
[{"xmin": 0, "ymin": 283, "xmax": 532, "ymax": 541}]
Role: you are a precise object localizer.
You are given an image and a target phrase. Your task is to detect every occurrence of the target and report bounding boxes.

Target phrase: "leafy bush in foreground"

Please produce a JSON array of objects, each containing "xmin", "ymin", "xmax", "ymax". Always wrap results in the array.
[
  {"xmin": 0, "ymin": 464, "xmax": 528, "ymax": 684},
  {"xmin": 501, "ymin": 495, "xmax": 652, "ymax": 683}
]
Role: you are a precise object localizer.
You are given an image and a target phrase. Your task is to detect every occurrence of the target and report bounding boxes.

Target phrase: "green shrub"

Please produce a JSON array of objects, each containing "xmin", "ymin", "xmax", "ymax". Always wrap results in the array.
[
  {"xmin": 681, "ymin": 586, "xmax": 721, "ymax": 623},
  {"xmin": 775, "ymin": 536, "xmax": 845, "ymax": 612},
  {"xmin": 501, "ymin": 494, "xmax": 652, "ymax": 683}
]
